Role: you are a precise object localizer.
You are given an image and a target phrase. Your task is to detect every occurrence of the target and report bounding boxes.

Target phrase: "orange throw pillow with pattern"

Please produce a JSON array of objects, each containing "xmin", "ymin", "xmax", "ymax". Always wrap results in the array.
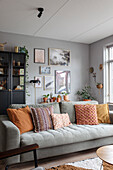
[
  {"xmin": 7, "ymin": 106, "xmax": 33, "ymax": 134},
  {"xmin": 75, "ymin": 104, "xmax": 98, "ymax": 125}
]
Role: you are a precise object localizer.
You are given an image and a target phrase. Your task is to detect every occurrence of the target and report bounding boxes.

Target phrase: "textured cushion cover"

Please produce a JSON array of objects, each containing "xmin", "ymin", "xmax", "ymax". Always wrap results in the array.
[
  {"xmin": 51, "ymin": 113, "xmax": 72, "ymax": 129},
  {"xmin": 96, "ymin": 104, "xmax": 110, "ymax": 124},
  {"xmin": 75, "ymin": 104, "xmax": 98, "ymax": 125},
  {"xmin": 31, "ymin": 106, "xmax": 53, "ymax": 132},
  {"xmin": 7, "ymin": 106, "xmax": 33, "ymax": 134}
]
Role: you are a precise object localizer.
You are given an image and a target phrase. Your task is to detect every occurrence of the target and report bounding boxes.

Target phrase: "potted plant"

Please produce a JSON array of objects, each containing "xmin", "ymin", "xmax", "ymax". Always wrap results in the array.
[
  {"xmin": 57, "ymin": 95, "xmax": 61, "ymax": 102},
  {"xmin": 43, "ymin": 94, "xmax": 49, "ymax": 103},
  {"xmin": 96, "ymin": 83, "xmax": 103, "ymax": 89},
  {"xmin": 52, "ymin": 97, "xmax": 56, "ymax": 102},
  {"xmin": 62, "ymin": 92, "xmax": 68, "ymax": 101},
  {"xmin": 77, "ymin": 86, "xmax": 94, "ymax": 101}
]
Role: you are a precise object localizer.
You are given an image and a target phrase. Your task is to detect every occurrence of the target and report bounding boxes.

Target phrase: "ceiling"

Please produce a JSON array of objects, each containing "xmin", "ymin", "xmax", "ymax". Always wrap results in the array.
[{"xmin": 0, "ymin": 0, "xmax": 113, "ymax": 44}]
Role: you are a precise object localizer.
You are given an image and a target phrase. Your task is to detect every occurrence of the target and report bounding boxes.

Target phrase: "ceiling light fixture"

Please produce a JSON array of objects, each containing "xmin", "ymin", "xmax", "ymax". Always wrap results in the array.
[{"xmin": 37, "ymin": 8, "xmax": 44, "ymax": 18}]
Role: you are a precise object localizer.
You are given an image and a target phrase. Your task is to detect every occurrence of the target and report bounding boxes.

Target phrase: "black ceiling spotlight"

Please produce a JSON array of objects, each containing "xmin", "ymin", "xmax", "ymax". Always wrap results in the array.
[{"xmin": 37, "ymin": 8, "xmax": 44, "ymax": 18}]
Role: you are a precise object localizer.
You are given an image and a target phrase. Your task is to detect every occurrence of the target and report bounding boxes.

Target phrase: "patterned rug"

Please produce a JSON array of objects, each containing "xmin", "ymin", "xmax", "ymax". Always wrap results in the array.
[{"xmin": 47, "ymin": 157, "xmax": 102, "ymax": 170}]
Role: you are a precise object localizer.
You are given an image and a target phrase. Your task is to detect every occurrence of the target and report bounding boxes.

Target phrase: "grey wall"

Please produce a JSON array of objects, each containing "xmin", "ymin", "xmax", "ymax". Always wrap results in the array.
[
  {"xmin": 0, "ymin": 32, "xmax": 89, "ymax": 104},
  {"xmin": 89, "ymin": 35, "xmax": 113, "ymax": 103}
]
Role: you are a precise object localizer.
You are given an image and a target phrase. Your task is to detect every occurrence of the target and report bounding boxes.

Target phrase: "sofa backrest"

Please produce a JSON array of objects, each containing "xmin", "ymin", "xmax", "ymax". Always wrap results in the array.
[
  {"xmin": 9, "ymin": 102, "xmax": 61, "ymax": 114},
  {"xmin": 60, "ymin": 100, "xmax": 98, "ymax": 123}
]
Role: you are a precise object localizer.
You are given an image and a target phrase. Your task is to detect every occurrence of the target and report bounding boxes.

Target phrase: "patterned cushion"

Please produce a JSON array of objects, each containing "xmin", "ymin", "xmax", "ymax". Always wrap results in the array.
[
  {"xmin": 51, "ymin": 113, "xmax": 72, "ymax": 130},
  {"xmin": 96, "ymin": 104, "xmax": 110, "ymax": 123},
  {"xmin": 75, "ymin": 104, "xmax": 98, "ymax": 125},
  {"xmin": 31, "ymin": 106, "xmax": 53, "ymax": 132}
]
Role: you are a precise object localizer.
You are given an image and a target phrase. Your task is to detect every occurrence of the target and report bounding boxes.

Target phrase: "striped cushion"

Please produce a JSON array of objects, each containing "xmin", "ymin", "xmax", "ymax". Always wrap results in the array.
[
  {"xmin": 31, "ymin": 106, "xmax": 53, "ymax": 132},
  {"xmin": 75, "ymin": 104, "xmax": 98, "ymax": 125}
]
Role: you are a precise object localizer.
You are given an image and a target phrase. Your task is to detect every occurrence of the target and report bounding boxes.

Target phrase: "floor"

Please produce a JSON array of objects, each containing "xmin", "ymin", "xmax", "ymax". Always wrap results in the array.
[{"xmin": 0, "ymin": 148, "xmax": 97, "ymax": 170}]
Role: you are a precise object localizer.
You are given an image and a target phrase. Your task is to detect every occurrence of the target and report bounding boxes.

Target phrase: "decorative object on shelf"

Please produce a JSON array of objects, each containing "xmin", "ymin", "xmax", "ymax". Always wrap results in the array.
[
  {"xmin": 39, "ymin": 66, "xmax": 51, "ymax": 74},
  {"xmin": 34, "ymin": 48, "xmax": 45, "ymax": 64},
  {"xmin": 15, "ymin": 85, "xmax": 22, "ymax": 90},
  {"xmin": 89, "ymin": 67, "xmax": 94, "ymax": 73},
  {"xmin": 52, "ymin": 97, "xmax": 56, "ymax": 102},
  {"xmin": 0, "ymin": 42, "xmax": 7, "ymax": 51},
  {"xmin": 0, "ymin": 68, "xmax": 4, "ymax": 74},
  {"xmin": 43, "ymin": 94, "xmax": 49, "ymax": 103},
  {"xmin": 44, "ymin": 76, "xmax": 54, "ymax": 90},
  {"xmin": 14, "ymin": 46, "xmax": 18, "ymax": 53},
  {"xmin": 77, "ymin": 86, "xmax": 94, "ymax": 101},
  {"xmin": 49, "ymin": 48, "xmax": 70, "ymax": 66},
  {"xmin": 34, "ymin": 76, "xmax": 42, "ymax": 88},
  {"xmin": 0, "ymin": 80, "xmax": 6, "ymax": 90},
  {"xmin": 62, "ymin": 92, "xmax": 69, "ymax": 101},
  {"xmin": 55, "ymin": 70, "xmax": 71, "ymax": 94},
  {"xmin": 57, "ymin": 95, "xmax": 61, "ymax": 102},
  {"xmin": 13, "ymin": 60, "xmax": 15, "ymax": 66},
  {"xmin": 17, "ymin": 61, "xmax": 20, "ymax": 66},
  {"xmin": 20, "ymin": 69, "xmax": 24, "ymax": 75},
  {"xmin": 20, "ymin": 76, "xmax": 24, "ymax": 86},
  {"xmin": 30, "ymin": 79, "xmax": 41, "ymax": 104},
  {"xmin": 99, "ymin": 64, "xmax": 103, "ymax": 70}
]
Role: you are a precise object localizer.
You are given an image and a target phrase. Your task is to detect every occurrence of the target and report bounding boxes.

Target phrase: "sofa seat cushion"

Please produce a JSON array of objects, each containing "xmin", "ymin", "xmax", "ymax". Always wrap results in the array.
[{"xmin": 20, "ymin": 124, "xmax": 113, "ymax": 149}]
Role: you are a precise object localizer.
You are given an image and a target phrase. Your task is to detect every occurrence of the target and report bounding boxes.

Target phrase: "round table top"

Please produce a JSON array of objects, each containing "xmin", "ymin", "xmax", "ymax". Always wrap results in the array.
[{"xmin": 96, "ymin": 145, "xmax": 113, "ymax": 165}]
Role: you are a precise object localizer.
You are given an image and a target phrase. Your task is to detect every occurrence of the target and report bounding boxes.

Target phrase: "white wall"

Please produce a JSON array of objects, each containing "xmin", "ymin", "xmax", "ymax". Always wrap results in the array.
[
  {"xmin": 89, "ymin": 35, "xmax": 113, "ymax": 103},
  {"xmin": 0, "ymin": 32, "xmax": 89, "ymax": 104}
]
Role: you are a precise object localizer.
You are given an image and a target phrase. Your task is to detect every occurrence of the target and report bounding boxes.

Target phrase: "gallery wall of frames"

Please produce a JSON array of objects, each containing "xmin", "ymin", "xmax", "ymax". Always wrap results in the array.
[{"xmin": 34, "ymin": 48, "xmax": 71, "ymax": 95}]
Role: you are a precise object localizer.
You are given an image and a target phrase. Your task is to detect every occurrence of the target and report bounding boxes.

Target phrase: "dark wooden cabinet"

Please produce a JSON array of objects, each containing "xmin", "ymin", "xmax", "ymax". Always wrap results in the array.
[{"xmin": 0, "ymin": 51, "xmax": 26, "ymax": 114}]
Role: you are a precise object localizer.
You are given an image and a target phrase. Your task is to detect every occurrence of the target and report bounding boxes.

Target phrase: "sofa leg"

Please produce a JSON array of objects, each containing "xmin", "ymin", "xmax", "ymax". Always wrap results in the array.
[
  {"xmin": 5, "ymin": 165, "xmax": 9, "ymax": 170},
  {"xmin": 33, "ymin": 149, "xmax": 38, "ymax": 168}
]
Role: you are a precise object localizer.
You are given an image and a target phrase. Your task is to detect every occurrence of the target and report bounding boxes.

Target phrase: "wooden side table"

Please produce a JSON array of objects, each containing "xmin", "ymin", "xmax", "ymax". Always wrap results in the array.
[
  {"xmin": 96, "ymin": 145, "xmax": 113, "ymax": 170},
  {"xmin": 0, "ymin": 144, "xmax": 39, "ymax": 170}
]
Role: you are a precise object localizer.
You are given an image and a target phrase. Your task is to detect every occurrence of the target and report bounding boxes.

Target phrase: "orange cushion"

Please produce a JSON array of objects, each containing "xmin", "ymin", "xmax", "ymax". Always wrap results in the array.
[
  {"xmin": 51, "ymin": 113, "xmax": 72, "ymax": 130},
  {"xmin": 96, "ymin": 104, "xmax": 110, "ymax": 124},
  {"xmin": 7, "ymin": 106, "xmax": 33, "ymax": 134},
  {"xmin": 75, "ymin": 104, "xmax": 98, "ymax": 125}
]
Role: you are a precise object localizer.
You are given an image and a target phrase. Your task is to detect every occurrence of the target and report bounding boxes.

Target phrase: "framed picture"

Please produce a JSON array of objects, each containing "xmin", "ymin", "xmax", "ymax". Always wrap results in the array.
[
  {"xmin": 34, "ymin": 76, "xmax": 42, "ymax": 88},
  {"xmin": 48, "ymin": 48, "xmax": 70, "ymax": 66},
  {"xmin": 44, "ymin": 76, "xmax": 54, "ymax": 90},
  {"xmin": 39, "ymin": 66, "xmax": 51, "ymax": 75},
  {"xmin": 34, "ymin": 48, "xmax": 45, "ymax": 63},
  {"xmin": 20, "ymin": 69, "xmax": 24, "ymax": 75},
  {"xmin": 55, "ymin": 70, "xmax": 71, "ymax": 94}
]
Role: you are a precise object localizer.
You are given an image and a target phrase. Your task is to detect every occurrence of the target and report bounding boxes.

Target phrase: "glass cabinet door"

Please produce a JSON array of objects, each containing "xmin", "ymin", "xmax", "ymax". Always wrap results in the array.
[
  {"xmin": 12, "ymin": 53, "xmax": 25, "ymax": 91},
  {"xmin": 0, "ymin": 52, "xmax": 10, "ymax": 91}
]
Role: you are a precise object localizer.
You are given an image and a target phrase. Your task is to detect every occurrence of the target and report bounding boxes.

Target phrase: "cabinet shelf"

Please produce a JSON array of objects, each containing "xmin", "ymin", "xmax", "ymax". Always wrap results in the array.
[
  {"xmin": 13, "ymin": 66, "xmax": 24, "ymax": 69},
  {"xmin": 13, "ymin": 75, "xmax": 24, "ymax": 77},
  {"xmin": 0, "ymin": 74, "xmax": 8, "ymax": 77},
  {"xmin": 0, "ymin": 65, "xmax": 8, "ymax": 68}
]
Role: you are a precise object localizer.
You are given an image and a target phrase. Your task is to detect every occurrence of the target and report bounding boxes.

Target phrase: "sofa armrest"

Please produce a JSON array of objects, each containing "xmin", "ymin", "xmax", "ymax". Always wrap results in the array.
[
  {"xmin": 109, "ymin": 111, "xmax": 113, "ymax": 124},
  {"xmin": 0, "ymin": 120, "xmax": 20, "ymax": 165}
]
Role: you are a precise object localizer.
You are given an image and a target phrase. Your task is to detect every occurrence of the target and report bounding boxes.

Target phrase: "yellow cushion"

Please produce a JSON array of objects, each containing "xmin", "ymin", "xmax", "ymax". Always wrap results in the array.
[
  {"xmin": 96, "ymin": 104, "xmax": 110, "ymax": 124},
  {"xmin": 7, "ymin": 106, "xmax": 34, "ymax": 134}
]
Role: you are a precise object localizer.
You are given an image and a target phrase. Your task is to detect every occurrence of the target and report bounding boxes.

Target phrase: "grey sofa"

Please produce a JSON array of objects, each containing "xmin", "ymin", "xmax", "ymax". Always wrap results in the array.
[{"xmin": 1, "ymin": 100, "xmax": 113, "ymax": 165}]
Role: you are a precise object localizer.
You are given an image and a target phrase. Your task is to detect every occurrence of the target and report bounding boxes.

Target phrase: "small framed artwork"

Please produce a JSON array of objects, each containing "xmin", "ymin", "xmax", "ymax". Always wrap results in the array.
[
  {"xmin": 34, "ymin": 48, "xmax": 45, "ymax": 64},
  {"xmin": 39, "ymin": 66, "xmax": 51, "ymax": 75},
  {"xmin": 48, "ymin": 48, "xmax": 70, "ymax": 66},
  {"xmin": 34, "ymin": 76, "xmax": 42, "ymax": 88},
  {"xmin": 20, "ymin": 76, "xmax": 24, "ymax": 86},
  {"xmin": 44, "ymin": 76, "xmax": 54, "ymax": 90},
  {"xmin": 20, "ymin": 69, "xmax": 24, "ymax": 75},
  {"xmin": 55, "ymin": 70, "xmax": 71, "ymax": 94}
]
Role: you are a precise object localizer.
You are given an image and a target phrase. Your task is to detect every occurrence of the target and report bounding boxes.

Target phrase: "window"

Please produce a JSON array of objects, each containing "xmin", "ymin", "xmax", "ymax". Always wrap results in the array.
[{"xmin": 104, "ymin": 45, "xmax": 113, "ymax": 103}]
